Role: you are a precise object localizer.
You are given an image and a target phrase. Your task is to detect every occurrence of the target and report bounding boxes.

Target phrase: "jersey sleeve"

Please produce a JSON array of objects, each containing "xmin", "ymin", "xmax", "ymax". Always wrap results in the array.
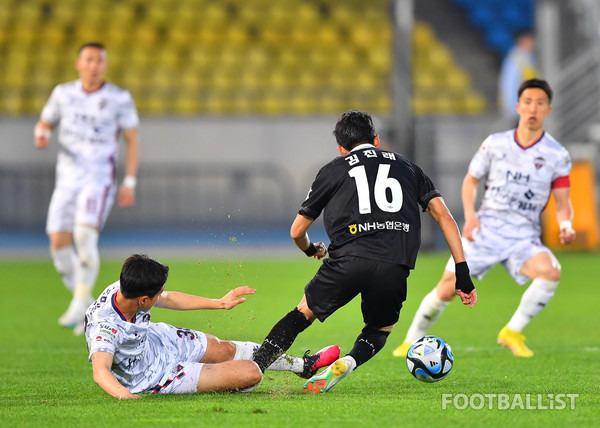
[
  {"xmin": 40, "ymin": 85, "xmax": 62, "ymax": 125},
  {"xmin": 87, "ymin": 321, "xmax": 120, "ymax": 360},
  {"xmin": 552, "ymin": 149, "xmax": 572, "ymax": 183},
  {"xmin": 298, "ymin": 163, "xmax": 337, "ymax": 220},
  {"xmin": 468, "ymin": 135, "xmax": 493, "ymax": 179},
  {"xmin": 116, "ymin": 90, "xmax": 139, "ymax": 130}
]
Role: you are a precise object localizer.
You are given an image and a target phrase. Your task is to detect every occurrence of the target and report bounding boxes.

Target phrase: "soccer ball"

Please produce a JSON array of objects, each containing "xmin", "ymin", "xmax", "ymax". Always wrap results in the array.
[{"xmin": 406, "ymin": 335, "xmax": 453, "ymax": 382}]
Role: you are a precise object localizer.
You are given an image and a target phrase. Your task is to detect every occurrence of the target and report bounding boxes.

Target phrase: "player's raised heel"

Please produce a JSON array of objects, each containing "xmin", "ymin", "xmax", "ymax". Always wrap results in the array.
[
  {"xmin": 497, "ymin": 325, "xmax": 534, "ymax": 357},
  {"xmin": 302, "ymin": 358, "xmax": 350, "ymax": 393},
  {"xmin": 392, "ymin": 341, "xmax": 412, "ymax": 357}
]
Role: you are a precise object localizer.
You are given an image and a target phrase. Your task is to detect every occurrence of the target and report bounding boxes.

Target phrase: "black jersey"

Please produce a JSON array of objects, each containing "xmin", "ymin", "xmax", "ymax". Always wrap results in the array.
[{"xmin": 299, "ymin": 144, "xmax": 441, "ymax": 268}]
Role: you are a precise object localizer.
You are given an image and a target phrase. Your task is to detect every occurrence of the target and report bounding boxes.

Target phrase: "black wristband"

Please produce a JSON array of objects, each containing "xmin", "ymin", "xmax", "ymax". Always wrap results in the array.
[
  {"xmin": 455, "ymin": 261, "xmax": 470, "ymax": 276},
  {"xmin": 303, "ymin": 243, "xmax": 318, "ymax": 257},
  {"xmin": 455, "ymin": 261, "xmax": 475, "ymax": 294}
]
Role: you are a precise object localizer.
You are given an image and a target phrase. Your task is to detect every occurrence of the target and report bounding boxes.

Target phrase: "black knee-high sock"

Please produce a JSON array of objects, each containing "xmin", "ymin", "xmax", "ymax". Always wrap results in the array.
[
  {"xmin": 252, "ymin": 308, "xmax": 312, "ymax": 372},
  {"xmin": 348, "ymin": 326, "xmax": 391, "ymax": 367}
]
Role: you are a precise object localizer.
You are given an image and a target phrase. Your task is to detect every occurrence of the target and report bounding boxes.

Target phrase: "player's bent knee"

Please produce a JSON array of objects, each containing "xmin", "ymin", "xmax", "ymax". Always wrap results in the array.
[
  {"xmin": 546, "ymin": 267, "xmax": 561, "ymax": 283},
  {"xmin": 197, "ymin": 360, "xmax": 262, "ymax": 393},
  {"xmin": 202, "ymin": 335, "xmax": 237, "ymax": 363}
]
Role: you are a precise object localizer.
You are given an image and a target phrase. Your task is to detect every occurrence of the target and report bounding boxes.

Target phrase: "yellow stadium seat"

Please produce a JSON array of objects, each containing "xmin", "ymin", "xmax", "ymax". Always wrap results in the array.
[
  {"xmin": 189, "ymin": 49, "xmax": 215, "ymax": 69},
  {"xmin": 319, "ymin": 94, "xmax": 344, "ymax": 114},
  {"xmin": 350, "ymin": 24, "xmax": 376, "ymax": 49},
  {"xmin": 203, "ymin": 4, "xmax": 229, "ymax": 29},
  {"xmin": 173, "ymin": 96, "xmax": 201, "ymax": 115},
  {"xmin": 291, "ymin": 94, "xmax": 318, "ymax": 115},
  {"xmin": 225, "ymin": 26, "xmax": 249, "ymax": 48},
  {"xmin": 15, "ymin": 3, "xmax": 41, "ymax": 24},
  {"xmin": 336, "ymin": 49, "xmax": 358, "ymax": 70},
  {"xmin": 330, "ymin": 6, "xmax": 355, "ymax": 27},
  {"xmin": 462, "ymin": 91, "xmax": 487, "ymax": 115},
  {"xmin": 411, "ymin": 95, "xmax": 437, "ymax": 116},
  {"xmin": 231, "ymin": 93, "xmax": 255, "ymax": 114},
  {"xmin": 156, "ymin": 49, "xmax": 181, "ymax": 70},
  {"xmin": 245, "ymin": 47, "xmax": 271, "ymax": 71},
  {"xmin": 240, "ymin": 71, "xmax": 262, "ymax": 92},
  {"xmin": 205, "ymin": 91, "xmax": 234, "ymax": 115},
  {"xmin": 372, "ymin": 94, "xmax": 392, "ymax": 113},
  {"xmin": 413, "ymin": 70, "xmax": 437, "ymax": 92},
  {"xmin": 134, "ymin": 25, "xmax": 158, "ymax": 48},
  {"xmin": 1, "ymin": 90, "xmax": 26, "ymax": 114},
  {"xmin": 445, "ymin": 68, "xmax": 471, "ymax": 91},
  {"xmin": 369, "ymin": 47, "xmax": 392, "ymax": 74},
  {"xmin": 413, "ymin": 22, "xmax": 436, "ymax": 53},
  {"xmin": 427, "ymin": 45, "xmax": 454, "ymax": 73},
  {"xmin": 49, "ymin": 3, "xmax": 77, "ymax": 24}
]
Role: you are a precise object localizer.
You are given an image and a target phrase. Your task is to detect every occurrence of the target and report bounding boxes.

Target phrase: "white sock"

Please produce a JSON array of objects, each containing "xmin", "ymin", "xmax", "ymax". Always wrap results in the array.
[
  {"xmin": 51, "ymin": 245, "xmax": 77, "ymax": 292},
  {"xmin": 508, "ymin": 278, "xmax": 558, "ymax": 332},
  {"xmin": 232, "ymin": 341, "xmax": 304, "ymax": 373},
  {"xmin": 73, "ymin": 225, "xmax": 99, "ymax": 299},
  {"xmin": 341, "ymin": 355, "xmax": 357, "ymax": 373},
  {"xmin": 404, "ymin": 289, "xmax": 450, "ymax": 343}
]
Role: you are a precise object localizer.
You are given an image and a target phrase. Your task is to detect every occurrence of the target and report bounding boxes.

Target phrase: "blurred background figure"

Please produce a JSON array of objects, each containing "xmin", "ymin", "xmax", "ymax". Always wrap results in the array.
[
  {"xmin": 498, "ymin": 30, "xmax": 538, "ymax": 121},
  {"xmin": 34, "ymin": 42, "xmax": 139, "ymax": 335}
]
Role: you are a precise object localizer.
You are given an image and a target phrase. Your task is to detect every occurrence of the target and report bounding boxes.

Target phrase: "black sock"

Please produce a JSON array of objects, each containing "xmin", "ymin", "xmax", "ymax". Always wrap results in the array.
[
  {"xmin": 253, "ymin": 308, "xmax": 312, "ymax": 372},
  {"xmin": 348, "ymin": 326, "xmax": 391, "ymax": 367}
]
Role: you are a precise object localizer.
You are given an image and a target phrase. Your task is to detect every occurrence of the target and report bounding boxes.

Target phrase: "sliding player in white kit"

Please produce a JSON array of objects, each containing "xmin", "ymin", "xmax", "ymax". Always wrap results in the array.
[
  {"xmin": 392, "ymin": 79, "xmax": 576, "ymax": 358},
  {"xmin": 85, "ymin": 254, "xmax": 340, "ymax": 398},
  {"xmin": 34, "ymin": 42, "xmax": 139, "ymax": 335}
]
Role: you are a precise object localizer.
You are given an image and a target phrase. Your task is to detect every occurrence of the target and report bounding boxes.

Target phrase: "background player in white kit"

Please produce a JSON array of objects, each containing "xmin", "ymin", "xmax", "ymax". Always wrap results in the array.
[
  {"xmin": 392, "ymin": 78, "xmax": 576, "ymax": 358},
  {"xmin": 34, "ymin": 42, "xmax": 139, "ymax": 334},
  {"xmin": 86, "ymin": 254, "xmax": 340, "ymax": 399}
]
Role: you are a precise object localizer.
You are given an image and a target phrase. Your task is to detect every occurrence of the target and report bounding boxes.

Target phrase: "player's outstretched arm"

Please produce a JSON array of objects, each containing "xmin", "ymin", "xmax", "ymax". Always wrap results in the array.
[
  {"xmin": 91, "ymin": 352, "xmax": 141, "ymax": 400},
  {"xmin": 117, "ymin": 128, "xmax": 139, "ymax": 208},
  {"xmin": 553, "ymin": 187, "xmax": 576, "ymax": 245},
  {"xmin": 426, "ymin": 196, "xmax": 477, "ymax": 308},
  {"xmin": 155, "ymin": 286, "xmax": 256, "ymax": 311}
]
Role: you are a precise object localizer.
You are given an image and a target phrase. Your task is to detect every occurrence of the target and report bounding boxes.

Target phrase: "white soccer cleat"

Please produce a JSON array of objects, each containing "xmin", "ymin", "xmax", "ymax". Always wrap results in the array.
[
  {"xmin": 59, "ymin": 296, "xmax": 93, "ymax": 329},
  {"xmin": 302, "ymin": 357, "xmax": 353, "ymax": 393}
]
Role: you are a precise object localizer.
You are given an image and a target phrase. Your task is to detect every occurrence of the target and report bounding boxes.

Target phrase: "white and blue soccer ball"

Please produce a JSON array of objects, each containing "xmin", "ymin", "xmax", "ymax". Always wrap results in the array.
[{"xmin": 406, "ymin": 335, "xmax": 453, "ymax": 382}]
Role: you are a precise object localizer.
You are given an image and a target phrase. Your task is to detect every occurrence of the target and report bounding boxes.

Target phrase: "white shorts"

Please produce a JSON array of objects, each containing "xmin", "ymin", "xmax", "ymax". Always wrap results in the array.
[
  {"xmin": 46, "ymin": 181, "xmax": 116, "ymax": 233},
  {"xmin": 144, "ymin": 323, "xmax": 209, "ymax": 395},
  {"xmin": 445, "ymin": 223, "xmax": 559, "ymax": 285},
  {"xmin": 152, "ymin": 361, "xmax": 205, "ymax": 395}
]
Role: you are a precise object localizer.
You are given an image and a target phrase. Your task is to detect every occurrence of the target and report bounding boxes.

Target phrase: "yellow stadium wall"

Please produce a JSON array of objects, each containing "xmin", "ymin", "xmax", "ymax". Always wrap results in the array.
[{"xmin": 542, "ymin": 160, "xmax": 599, "ymax": 250}]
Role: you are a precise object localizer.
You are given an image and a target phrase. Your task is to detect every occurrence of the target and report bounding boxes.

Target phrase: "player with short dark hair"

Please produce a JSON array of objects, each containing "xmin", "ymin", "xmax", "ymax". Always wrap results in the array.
[
  {"xmin": 392, "ymin": 78, "xmax": 575, "ymax": 359},
  {"xmin": 34, "ymin": 42, "xmax": 140, "ymax": 335},
  {"xmin": 85, "ymin": 254, "xmax": 340, "ymax": 399},
  {"xmin": 252, "ymin": 110, "xmax": 477, "ymax": 393}
]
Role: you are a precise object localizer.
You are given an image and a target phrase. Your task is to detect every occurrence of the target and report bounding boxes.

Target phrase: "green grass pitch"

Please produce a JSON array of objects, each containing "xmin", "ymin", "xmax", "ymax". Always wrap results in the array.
[{"xmin": 0, "ymin": 251, "xmax": 598, "ymax": 427}]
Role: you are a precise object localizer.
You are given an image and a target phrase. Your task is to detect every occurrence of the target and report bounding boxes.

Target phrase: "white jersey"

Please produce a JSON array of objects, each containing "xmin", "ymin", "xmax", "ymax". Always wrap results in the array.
[
  {"xmin": 469, "ymin": 129, "xmax": 571, "ymax": 239},
  {"xmin": 41, "ymin": 80, "xmax": 139, "ymax": 185},
  {"xmin": 84, "ymin": 282, "xmax": 207, "ymax": 393}
]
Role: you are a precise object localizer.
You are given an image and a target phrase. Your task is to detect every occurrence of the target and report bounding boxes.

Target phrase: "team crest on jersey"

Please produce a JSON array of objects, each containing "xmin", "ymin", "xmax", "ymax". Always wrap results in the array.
[
  {"xmin": 98, "ymin": 99, "xmax": 107, "ymax": 110},
  {"xmin": 534, "ymin": 157, "xmax": 545, "ymax": 170}
]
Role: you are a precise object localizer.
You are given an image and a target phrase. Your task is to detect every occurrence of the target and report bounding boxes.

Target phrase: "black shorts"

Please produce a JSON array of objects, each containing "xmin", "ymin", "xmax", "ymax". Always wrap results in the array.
[{"xmin": 304, "ymin": 255, "xmax": 409, "ymax": 328}]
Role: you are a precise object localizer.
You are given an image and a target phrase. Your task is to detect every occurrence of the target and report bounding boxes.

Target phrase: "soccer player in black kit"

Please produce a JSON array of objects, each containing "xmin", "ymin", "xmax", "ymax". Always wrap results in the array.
[{"xmin": 252, "ymin": 110, "xmax": 478, "ymax": 393}]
